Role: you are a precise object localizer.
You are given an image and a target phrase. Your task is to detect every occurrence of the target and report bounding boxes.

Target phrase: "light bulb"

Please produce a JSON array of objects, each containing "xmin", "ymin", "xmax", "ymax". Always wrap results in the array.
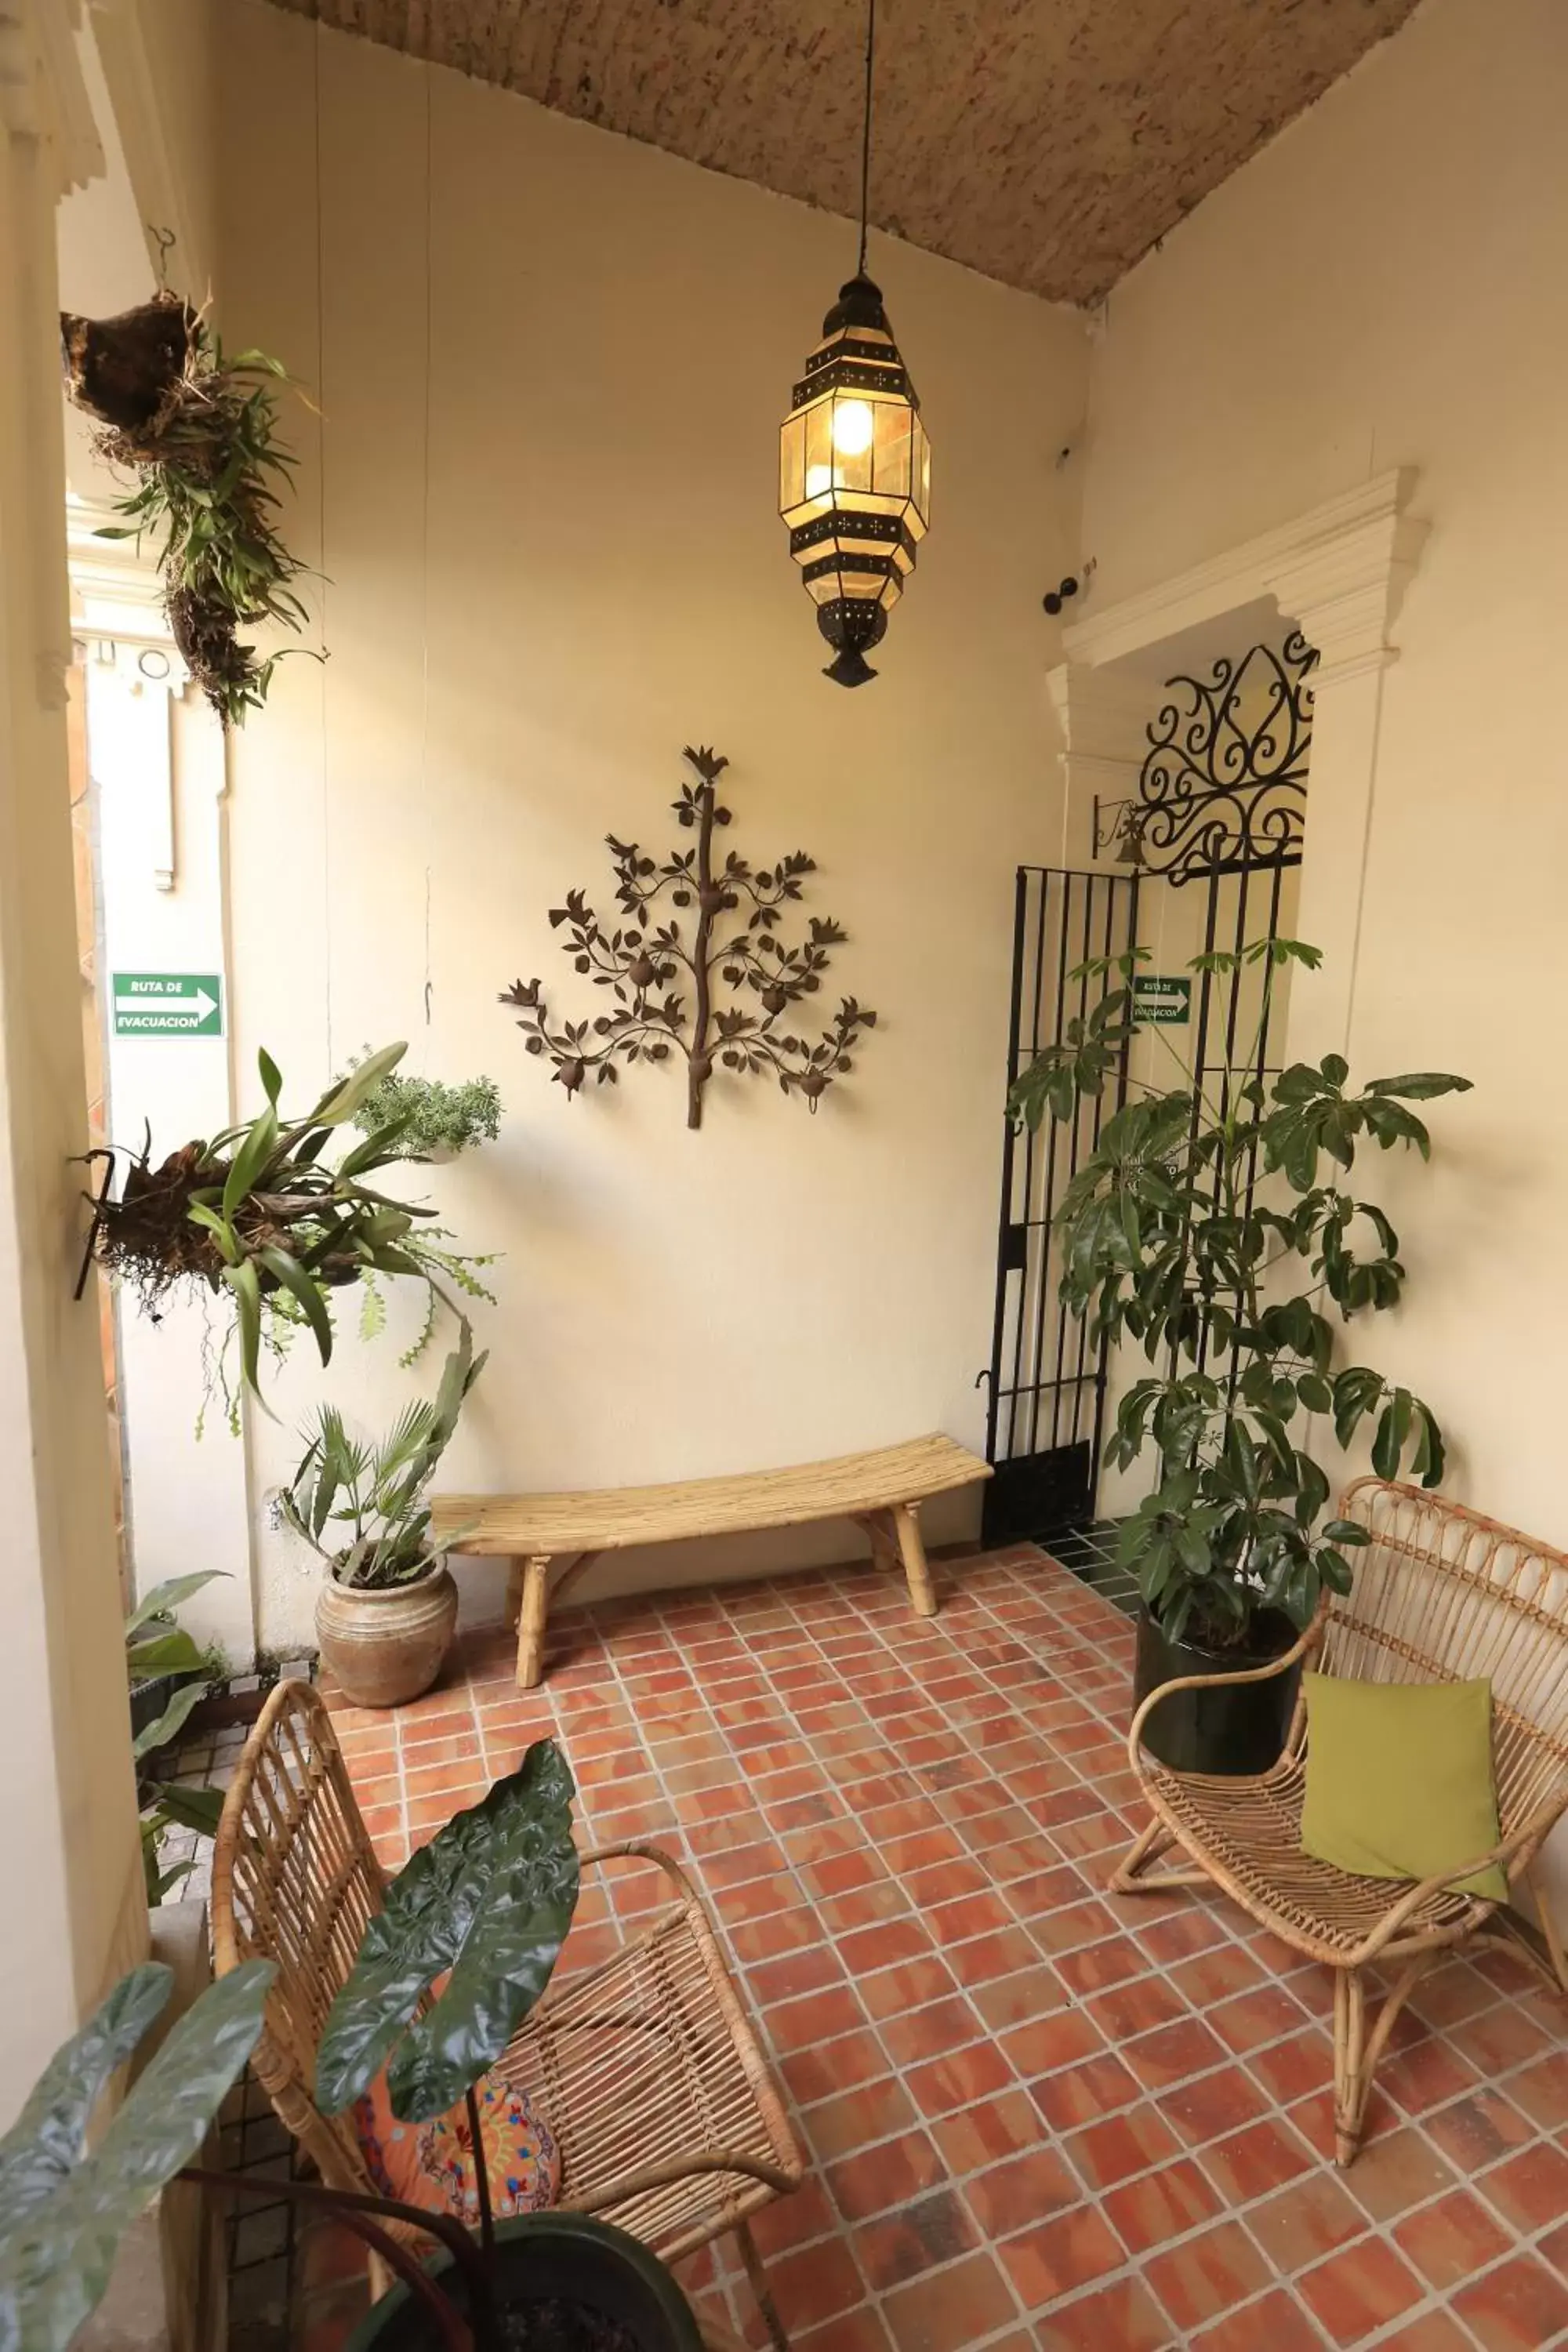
[
  {"xmin": 831, "ymin": 400, "xmax": 874, "ymax": 456},
  {"xmin": 805, "ymin": 462, "xmax": 833, "ymax": 500}
]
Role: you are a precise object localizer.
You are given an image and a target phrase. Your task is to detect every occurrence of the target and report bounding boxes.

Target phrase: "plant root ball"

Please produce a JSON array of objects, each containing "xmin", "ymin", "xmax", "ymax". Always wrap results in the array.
[{"xmin": 60, "ymin": 292, "xmax": 194, "ymax": 432}]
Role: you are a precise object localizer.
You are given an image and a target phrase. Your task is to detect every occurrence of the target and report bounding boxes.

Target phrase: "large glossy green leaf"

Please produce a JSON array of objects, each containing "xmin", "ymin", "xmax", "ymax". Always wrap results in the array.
[
  {"xmin": 0, "ymin": 1960, "xmax": 272, "ymax": 2352},
  {"xmin": 221, "ymin": 1106, "xmax": 280, "ymax": 1220},
  {"xmin": 1366, "ymin": 1072, "xmax": 1473, "ymax": 1101},
  {"xmin": 256, "ymin": 1243, "xmax": 333, "ymax": 1363},
  {"xmin": 124, "ymin": 1571, "xmax": 227, "ymax": 1639},
  {"xmin": 316, "ymin": 1740, "xmax": 579, "ymax": 2124},
  {"xmin": 0, "ymin": 1968, "xmax": 169, "ymax": 2229},
  {"xmin": 224, "ymin": 1257, "xmax": 266, "ymax": 1400},
  {"xmin": 131, "ymin": 1678, "xmax": 209, "ymax": 1760},
  {"xmin": 307, "ymin": 1043, "xmax": 408, "ymax": 1129}
]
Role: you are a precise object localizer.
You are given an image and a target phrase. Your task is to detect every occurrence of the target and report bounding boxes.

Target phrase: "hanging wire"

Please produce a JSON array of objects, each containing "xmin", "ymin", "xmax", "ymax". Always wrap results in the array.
[
  {"xmin": 420, "ymin": 66, "xmax": 434, "ymax": 1036},
  {"xmin": 855, "ymin": 0, "xmax": 877, "ymax": 278},
  {"xmin": 314, "ymin": 18, "xmax": 334, "ymax": 1074}
]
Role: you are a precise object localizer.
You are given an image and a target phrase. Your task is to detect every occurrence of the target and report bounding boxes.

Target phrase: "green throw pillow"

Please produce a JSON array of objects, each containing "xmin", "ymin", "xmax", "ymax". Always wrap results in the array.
[{"xmin": 1300, "ymin": 1672, "xmax": 1508, "ymax": 1904}]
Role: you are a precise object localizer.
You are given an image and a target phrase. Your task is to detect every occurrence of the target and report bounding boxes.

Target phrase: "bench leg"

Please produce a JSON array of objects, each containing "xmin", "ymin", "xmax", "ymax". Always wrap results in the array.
[
  {"xmin": 517, "ymin": 1554, "xmax": 553, "ymax": 1688},
  {"xmin": 855, "ymin": 1510, "xmax": 898, "ymax": 1579},
  {"xmin": 892, "ymin": 1501, "xmax": 937, "ymax": 1619}
]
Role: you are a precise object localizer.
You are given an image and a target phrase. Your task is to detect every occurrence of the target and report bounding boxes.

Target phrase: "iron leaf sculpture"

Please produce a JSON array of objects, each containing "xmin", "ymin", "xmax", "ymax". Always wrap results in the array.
[{"xmin": 500, "ymin": 745, "xmax": 877, "ymax": 1129}]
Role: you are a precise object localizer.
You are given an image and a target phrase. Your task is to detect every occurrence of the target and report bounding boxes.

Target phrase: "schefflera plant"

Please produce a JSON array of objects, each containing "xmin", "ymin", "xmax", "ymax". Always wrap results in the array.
[{"xmin": 1009, "ymin": 938, "xmax": 1472, "ymax": 1650}]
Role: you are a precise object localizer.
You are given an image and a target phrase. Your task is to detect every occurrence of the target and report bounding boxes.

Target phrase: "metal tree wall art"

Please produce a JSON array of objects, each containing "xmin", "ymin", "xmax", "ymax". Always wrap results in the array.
[{"xmin": 499, "ymin": 745, "xmax": 877, "ymax": 1130}]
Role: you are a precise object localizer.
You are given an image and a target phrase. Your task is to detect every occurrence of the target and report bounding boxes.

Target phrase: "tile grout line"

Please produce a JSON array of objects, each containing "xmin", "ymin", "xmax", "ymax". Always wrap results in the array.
[{"xmin": 352, "ymin": 1548, "xmax": 1568, "ymax": 2350}]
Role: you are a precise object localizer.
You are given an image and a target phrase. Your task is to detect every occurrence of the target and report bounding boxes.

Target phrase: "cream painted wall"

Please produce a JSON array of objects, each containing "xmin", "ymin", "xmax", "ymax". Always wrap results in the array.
[
  {"xmin": 1, "ymin": 0, "xmax": 147, "ymax": 2125},
  {"xmin": 1080, "ymin": 0, "xmax": 1568, "ymax": 1554},
  {"xmin": 209, "ymin": 3, "xmax": 1089, "ymax": 1651}
]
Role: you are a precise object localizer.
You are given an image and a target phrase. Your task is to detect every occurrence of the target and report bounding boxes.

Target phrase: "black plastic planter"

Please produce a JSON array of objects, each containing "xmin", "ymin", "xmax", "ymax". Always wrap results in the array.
[
  {"xmin": 344, "ymin": 2212, "xmax": 704, "ymax": 2352},
  {"xmin": 1133, "ymin": 1606, "xmax": 1302, "ymax": 1776}
]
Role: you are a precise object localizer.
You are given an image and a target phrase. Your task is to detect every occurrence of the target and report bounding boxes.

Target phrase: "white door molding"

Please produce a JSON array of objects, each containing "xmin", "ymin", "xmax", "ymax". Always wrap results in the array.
[
  {"xmin": 67, "ymin": 494, "xmax": 257, "ymax": 1671},
  {"xmin": 1048, "ymin": 468, "xmax": 1428, "ymax": 1055},
  {"xmin": 0, "ymin": 0, "xmax": 147, "ymax": 2102}
]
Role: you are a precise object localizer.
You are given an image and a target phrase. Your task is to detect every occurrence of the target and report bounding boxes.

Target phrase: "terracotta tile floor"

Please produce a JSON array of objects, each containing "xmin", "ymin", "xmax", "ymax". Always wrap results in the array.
[{"xmin": 313, "ymin": 1546, "xmax": 1568, "ymax": 2351}]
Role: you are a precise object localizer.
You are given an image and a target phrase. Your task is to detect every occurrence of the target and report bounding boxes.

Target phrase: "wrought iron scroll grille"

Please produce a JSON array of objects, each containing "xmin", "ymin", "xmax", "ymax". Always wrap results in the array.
[{"xmin": 1134, "ymin": 630, "xmax": 1316, "ymax": 886}]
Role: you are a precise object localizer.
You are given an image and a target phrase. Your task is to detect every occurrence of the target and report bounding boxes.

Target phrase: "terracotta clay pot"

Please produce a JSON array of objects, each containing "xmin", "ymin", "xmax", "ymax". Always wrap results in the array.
[{"xmin": 315, "ymin": 1564, "xmax": 457, "ymax": 1709}]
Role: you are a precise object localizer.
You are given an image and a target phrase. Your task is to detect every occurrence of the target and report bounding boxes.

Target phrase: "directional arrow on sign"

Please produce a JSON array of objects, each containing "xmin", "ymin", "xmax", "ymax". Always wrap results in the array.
[{"xmin": 114, "ymin": 987, "xmax": 219, "ymax": 1022}]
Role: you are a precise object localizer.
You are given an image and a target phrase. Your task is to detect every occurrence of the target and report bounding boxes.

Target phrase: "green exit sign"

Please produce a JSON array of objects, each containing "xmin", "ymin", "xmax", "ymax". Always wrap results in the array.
[
  {"xmin": 1132, "ymin": 975, "xmax": 1192, "ymax": 1027},
  {"xmin": 112, "ymin": 973, "xmax": 223, "ymax": 1038}
]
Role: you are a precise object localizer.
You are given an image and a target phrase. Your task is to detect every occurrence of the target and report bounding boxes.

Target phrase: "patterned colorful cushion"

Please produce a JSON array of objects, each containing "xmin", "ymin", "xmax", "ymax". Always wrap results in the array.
[{"xmin": 353, "ymin": 2070, "xmax": 560, "ymax": 2223}]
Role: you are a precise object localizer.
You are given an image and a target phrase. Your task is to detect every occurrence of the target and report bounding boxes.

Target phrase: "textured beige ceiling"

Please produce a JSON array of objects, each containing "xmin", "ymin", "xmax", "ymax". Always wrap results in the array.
[{"xmin": 265, "ymin": 0, "xmax": 1421, "ymax": 304}]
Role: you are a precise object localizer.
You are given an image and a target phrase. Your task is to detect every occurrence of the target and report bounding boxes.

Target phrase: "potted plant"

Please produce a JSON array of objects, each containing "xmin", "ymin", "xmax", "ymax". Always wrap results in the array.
[
  {"xmin": 280, "ymin": 1324, "xmax": 486, "ymax": 1708},
  {"xmin": 1008, "ymin": 938, "xmax": 1471, "ymax": 1773},
  {"xmin": 315, "ymin": 1742, "xmax": 702, "ymax": 2351},
  {"xmin": 0, "ymin": 1747, "xmax": 702, "ymax": 2352},
  {"xmin": 347, "ymin": 1059, "xmax": 503, "ymax": 1163},
  {"xmin": 126, "ymin": 1571, "xmax": 230, "ymax": 1900},
  {"xmin": 0, "ymin": 1958, "xmax": 278, "ymax": 2352}
]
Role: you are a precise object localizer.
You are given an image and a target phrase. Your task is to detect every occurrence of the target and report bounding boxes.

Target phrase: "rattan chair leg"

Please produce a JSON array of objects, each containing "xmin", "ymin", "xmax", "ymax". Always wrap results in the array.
[
  {"xmin": 1523, "ymin": 1864, "xmax": 1568, "ymax": 1994},
  {"xmin": 1109, "ymin": 1811, "xmax": 1213, "ymax": 1896},
  {"xmin": 735, "ymin": 2219, "xmax": 790, "ymax": 2352},
  {"xmin": 1333, "ymin": 1969, "xmax": 1369, "ymax": 2166}
]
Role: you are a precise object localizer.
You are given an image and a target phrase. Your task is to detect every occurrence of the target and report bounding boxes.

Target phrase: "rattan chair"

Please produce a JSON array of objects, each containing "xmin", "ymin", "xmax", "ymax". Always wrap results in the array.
[
  {"xmin": 1111, "ymin": 1478, "xmax": 1568, "ymax": 2165},
  {"xmin": 212, "ymin": 1679, "xmax": 804, "ymax": 2344}
]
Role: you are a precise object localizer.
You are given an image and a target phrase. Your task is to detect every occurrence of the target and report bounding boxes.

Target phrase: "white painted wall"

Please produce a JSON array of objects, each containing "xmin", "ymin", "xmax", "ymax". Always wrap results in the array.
[
  {"xmin": 1080, "ymin": 0, "xmax": 1568, "ymax": 1547},
  {"xmin": 207, "ymin": 3, "xmax": 1089, "ymax": 1652},
  {"xmin": 1076, "ymin": 0, "xmax": 1568, "ymax": 1894},
  {"xmin": 0, "ymin": 0, "xmax": 147, "ymax": 2127}
]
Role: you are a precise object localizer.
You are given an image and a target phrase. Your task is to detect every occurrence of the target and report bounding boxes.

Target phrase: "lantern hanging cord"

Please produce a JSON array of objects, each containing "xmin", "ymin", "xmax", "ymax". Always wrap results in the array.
[{"xmin": 856, "ymin": 0, "xmax": 876, "ymax": 278}]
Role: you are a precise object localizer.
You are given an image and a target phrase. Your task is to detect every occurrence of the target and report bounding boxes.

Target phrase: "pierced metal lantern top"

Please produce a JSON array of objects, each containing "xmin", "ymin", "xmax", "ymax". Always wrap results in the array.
[{"xmin": 779, "ymin": 274, "xmax": 931, "ymax": 688}]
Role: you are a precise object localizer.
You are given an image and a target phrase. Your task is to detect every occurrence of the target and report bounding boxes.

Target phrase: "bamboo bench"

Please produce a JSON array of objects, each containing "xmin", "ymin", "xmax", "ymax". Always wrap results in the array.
[{"xmin": 432, "ymin": 1432, "xmax": 991, "ymax": 1687}]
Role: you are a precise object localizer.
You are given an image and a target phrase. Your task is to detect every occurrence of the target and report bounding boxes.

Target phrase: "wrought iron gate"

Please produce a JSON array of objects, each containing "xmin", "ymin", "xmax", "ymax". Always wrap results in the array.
[
  {"xmin": 982, "ymin": 864, "xmax": 1140, "ymax": 1544},
  {"xmin": 983, "ymin": 630, "xmax": 1316, "ymax": 1544}
]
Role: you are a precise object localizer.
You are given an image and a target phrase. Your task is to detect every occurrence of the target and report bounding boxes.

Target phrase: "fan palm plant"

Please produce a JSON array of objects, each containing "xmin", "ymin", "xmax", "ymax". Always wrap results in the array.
[{"xmin": 280, "ymin": 1325, "xmax": 485, "ymax": 1588}]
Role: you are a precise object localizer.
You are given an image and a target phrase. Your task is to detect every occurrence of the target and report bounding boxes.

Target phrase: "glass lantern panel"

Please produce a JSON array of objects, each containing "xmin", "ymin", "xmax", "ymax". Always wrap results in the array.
[
  {"xmin": 912, "ymin": 415, "xmax": 932, "ymax": 528},
  {"xmin": 873, "ymin": 401, "xmax": 913, "ymax": 500},
  {"xmin": 803, "ymin": 399, "xmax": 834, "ymax": 506},
  {"xmin": 779, "ymin": 411, "xmax": 806, "ymax": 514},
  {"xmin": 829, "ymin": 392, "xmax": 874, "ymax": 495}
]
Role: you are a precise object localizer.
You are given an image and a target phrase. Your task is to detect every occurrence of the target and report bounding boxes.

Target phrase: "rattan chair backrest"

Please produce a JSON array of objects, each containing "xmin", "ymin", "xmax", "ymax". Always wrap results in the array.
[
  {"xmin": 212, "ymin": 1676, "xmax": 386, "ymax": 2194},
  {"xmin": 1328, "ymin": 1479, "xmax": 1568, "ymax": 1841}
]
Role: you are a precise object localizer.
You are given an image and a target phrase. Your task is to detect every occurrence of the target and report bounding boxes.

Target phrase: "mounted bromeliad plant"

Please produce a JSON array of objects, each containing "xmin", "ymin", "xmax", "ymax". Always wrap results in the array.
[
  {"xmin": 1009, "ymin": 938, "xmax": 1471, "ymax": 1772},
  {"xmin": 80, "ymin": 1044, "xmax": 488, "ymax": 1420},
  {"xmin": 60, "ymin": 287, "xmax": 313, "ymax": 726}
]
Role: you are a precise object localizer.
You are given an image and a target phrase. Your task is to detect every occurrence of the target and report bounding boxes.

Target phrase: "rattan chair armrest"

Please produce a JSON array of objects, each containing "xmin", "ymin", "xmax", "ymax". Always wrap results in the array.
[
  {"xmin": 577, "ymin": 1840, "xmax": 704, "ymax": 1907},
  {"xmin": 567, "ymin": 2148, "xmax": 803, "ymax": 2220},
  {"xmin": 1126, "ymin": 1609, "xmax": 1325, "ymax": 1774},
  {"xmin": 1349, "ymin": 1786, "xmax": 1568, "ymax": 1963}
]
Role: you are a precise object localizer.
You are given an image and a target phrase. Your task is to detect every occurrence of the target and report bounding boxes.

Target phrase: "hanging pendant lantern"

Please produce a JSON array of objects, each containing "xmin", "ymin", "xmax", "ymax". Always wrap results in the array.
[{"xmin": 778, "ymin": 0, "xmax": 930, "ymax": 687}]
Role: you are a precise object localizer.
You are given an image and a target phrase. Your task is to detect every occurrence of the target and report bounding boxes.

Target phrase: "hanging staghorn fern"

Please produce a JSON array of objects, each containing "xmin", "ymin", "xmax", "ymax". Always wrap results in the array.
[{"xmin": 61, "ymin": 289, "xmax": 313, "ymax": 726}]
